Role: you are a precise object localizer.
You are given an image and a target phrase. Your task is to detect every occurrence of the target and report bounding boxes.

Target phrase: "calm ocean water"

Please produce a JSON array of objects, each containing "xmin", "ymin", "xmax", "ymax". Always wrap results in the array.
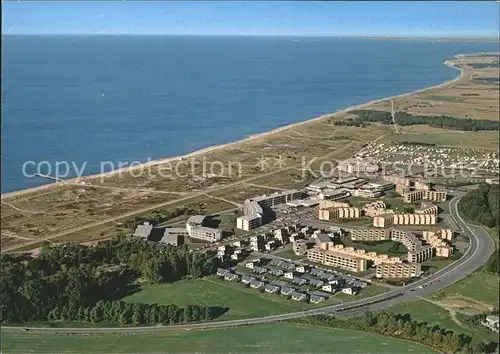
[{"xmin": 2, "ymin": 36, "xmax": 498, "ymax": 192}]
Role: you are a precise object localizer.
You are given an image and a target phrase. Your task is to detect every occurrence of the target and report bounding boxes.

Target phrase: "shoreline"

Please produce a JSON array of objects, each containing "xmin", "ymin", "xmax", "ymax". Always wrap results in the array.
[{"xmin": 1, "ymin": 56, "xmax": 467, "ymax": 200}]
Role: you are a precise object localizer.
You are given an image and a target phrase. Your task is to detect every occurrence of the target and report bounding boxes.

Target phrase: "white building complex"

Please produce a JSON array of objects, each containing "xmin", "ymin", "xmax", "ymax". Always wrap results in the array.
[
  {"xmin": 236, "ymin": 190, "xmax": 305, "ymax": 231},
  {"xmin": 186, "ymin": 215, "xmax": 222, "ymax": 242}
]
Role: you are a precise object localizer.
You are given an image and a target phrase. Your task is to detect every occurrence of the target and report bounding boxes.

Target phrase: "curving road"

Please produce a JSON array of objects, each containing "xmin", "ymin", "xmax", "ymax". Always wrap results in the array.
[{"xmin": 2, "ymin": 193, "xmax": 495, "ymax": 334}]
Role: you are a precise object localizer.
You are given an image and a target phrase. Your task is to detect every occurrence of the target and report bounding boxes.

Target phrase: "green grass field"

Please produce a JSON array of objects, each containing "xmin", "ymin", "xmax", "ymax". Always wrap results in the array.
[
  {"xmin": 1, "ymin": 323, "xmax": 437, "ymax": 353},
  {"xmin": 123, "ymin": 277, "xmax": 306, "ymax": 320},
  {"xmin": 272, "ymin": 246, "xmax": 304, "ymax": 260},
  {"xmin": 386, "ymin": 300, "xmax": 499, "ymax": 344},
  {"xmin": 430, "ymin": 271, "xmax": 499, "ymax": 309},
  {"xmin": 341, "ymin": 234, "xmax": 407, "ymax": 257}
]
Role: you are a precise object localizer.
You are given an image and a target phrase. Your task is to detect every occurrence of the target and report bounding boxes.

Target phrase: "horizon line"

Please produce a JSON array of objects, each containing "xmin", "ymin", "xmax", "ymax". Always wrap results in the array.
[{"xmin": 3, "ymin": 33, "xmax": 499, "ymax": 41}]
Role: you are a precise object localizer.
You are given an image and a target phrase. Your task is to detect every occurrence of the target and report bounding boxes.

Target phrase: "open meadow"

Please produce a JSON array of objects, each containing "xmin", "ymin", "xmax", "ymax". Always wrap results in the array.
[{"xmin": 1, "ymin": 323, "xmax": 437, "ymax": 353}]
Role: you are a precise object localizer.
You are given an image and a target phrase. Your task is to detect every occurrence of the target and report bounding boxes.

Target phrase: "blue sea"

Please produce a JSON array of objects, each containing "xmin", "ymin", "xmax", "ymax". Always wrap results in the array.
[{"xmin": 2, "ymin": 36, "xmax": 498, "ymax": 192}]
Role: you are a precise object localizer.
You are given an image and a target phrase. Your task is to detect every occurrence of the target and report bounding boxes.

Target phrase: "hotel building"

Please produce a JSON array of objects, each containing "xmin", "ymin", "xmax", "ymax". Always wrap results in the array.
[
  {"xmin": 376, "ymin": 262, "xmax": 422, "ymax": 279},
  {"xmin": 318, "ymin": 207, "xmax": 362, "ymax": 220},
  {"xmin": 307, "ymin": 248, "xmax": 367, "ymax": 272}
]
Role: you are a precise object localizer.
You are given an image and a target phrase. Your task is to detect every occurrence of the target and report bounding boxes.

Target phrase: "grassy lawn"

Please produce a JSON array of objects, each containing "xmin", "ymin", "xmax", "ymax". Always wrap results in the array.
[
  {"xmin": 123, "ymin": 277, "xmax": 306, "ymax": 320},
  {"xmin": 386, "ymin": 300, "xmax": 499, "ymax": 344},
  {"xmin": 1, "ymin": 323, "xmax": 437, "ymax": 353},
  {"xmin": 421, "ymin": 251, "xmax": 462, "ymax": 275},
  {"xmin": 334, "ymin": 284, "xmax": 389, "ymax": 302},
  {"xmin": 429, "ymin": 271, "xmax": 499, "ymax": 309},
  {"xmin": 342, "ymin": 237, "xmax": 407, "ymax": 257},
  {"xmin": 272, "ymin": 246, "xmax": 304, "ymax": 260},
  {"xmin": 382, "ymin": 197, "xmax": 417, "ymax": 213}
]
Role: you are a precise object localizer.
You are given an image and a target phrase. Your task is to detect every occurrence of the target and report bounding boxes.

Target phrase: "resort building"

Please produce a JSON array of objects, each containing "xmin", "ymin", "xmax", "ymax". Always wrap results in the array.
[
  {"xmin": 236, "ymin": 213, "xmax": 262, "ymax": 231},
  {"xmin": 349, "ymin": 228, "xmax": 391, "ymax": 241},
  {"xmin": 315, "ymin": 233, "xmax": 334, "ymax": 250},
  {"xmin": 373, "ymin": 213, "xmax": 436, "ymax": 227},
  {"xmin": 237, "ymin": 190, "xmax": 306, "ymax": 230},
  {"xmin": 189, "ymin": 226, "xmax": 222, "ymax": 242},
  {"xmin": 338, "ymin": 158, "xmax": 379, "ymax": 174},
  {"xmin": 318, "ymin": 207, "xmax": 361, "ymax": 220},
  {"xmin": 383, "ymin": 175, "xmax": 413, "ymax": 187},
  {"xmin": 415, "ymin": 202, "xmax": 439, "ymax": 215},
  {"xmin": 354, "ymin": 188, "xmax": 383, "ymax": 198},
  {"xmin": 363, "ymin": 201, "xmax": 389, "ymax": 217},
  {"xmin": 403, "ymin": 190, "xmax": 447, "ymax": 203},
  {"xmin": 319, "ymin": 200, "xmax": 350, "ymax": 209},
  {"xmin": 407, "ymin": 246, "xmax": 433, "ymax": 263},
  {"xmin": 293, "ymin": 240, "xmax": 311, "ymax": 256},
  {"xmin": 307, "ymin": 248, "xmax": 367, "ymax": 272},
  {"xmin": 375, "ymin": 262, "xmax": 422, "ymax": 279}
]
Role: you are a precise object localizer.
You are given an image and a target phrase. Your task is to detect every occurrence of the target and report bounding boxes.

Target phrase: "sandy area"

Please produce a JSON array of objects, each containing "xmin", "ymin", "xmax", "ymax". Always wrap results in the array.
[{"xmin": 1, "ymin": 57, "xmax": 467, "ymax": 200}]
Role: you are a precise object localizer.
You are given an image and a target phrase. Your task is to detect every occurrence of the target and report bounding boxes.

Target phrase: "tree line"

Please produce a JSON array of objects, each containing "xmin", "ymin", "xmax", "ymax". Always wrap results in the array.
[
  {"xmin": 46, "ymin": 300, "xmax": 226, "ymax": 326},
  {"xmin": 459, "ymin": 183, "xmax": 499, "ymax": 274},
  {"xmin": 332, "ymin": 109, "xmax": 500, "ymax": 131},
  {"xmin": 294, "ymin": 311, "xmax": 498, "ymax": 353},
  {"xmin": 1, "ymin": 237, "xmax": 223, "ymax": 325}
]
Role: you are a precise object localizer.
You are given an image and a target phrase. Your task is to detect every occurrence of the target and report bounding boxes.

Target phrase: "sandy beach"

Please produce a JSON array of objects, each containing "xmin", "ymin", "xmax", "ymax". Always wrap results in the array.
[{"xmin": 1, "ymin": 57, "xmax": 466, "ymax": 200}]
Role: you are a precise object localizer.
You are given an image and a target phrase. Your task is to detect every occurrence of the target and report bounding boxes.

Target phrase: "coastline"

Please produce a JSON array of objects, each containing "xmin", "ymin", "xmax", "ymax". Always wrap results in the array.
[{"xmin": 1, "ymin": 57, "xmax": 467, "ymax": 200}]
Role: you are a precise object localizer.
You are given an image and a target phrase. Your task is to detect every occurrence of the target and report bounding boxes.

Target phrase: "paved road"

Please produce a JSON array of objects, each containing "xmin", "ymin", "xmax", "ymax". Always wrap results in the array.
[{"xmin": 3, "ymin": 194, "xmax": 494, "ymax": 334}]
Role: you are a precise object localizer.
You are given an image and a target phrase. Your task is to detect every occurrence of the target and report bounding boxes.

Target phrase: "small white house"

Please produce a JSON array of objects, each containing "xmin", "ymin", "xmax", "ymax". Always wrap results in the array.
[
  {"xmin": 295, "ymin": 265, "xmax": 306, "ymax": 273},
  {"xmin": 321, "ymin": 284, "xmax": 336, "ymax": 293},
  {"xmin": 284, "ymin": 271, "xmax": 295, "ymax": 279},
  {"xmin": 230, "ymin": 253, "xmax": 241, "ymax": 261},
  {"xmin": 341, "ymin": 286, "xmax": 358, "ymax": 296},
  {"xmin": 232, "ymin": 240, "xmax": 242, "ymax": 247},
  {"xmin": 245, "ymin": 262, "xmax": 256, "ymax": 269}
]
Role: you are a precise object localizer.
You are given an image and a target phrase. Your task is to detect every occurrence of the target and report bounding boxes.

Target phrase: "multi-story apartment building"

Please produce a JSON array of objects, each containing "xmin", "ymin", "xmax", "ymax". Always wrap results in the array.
[
  {"xmin": 238, "ymin": 190, "xmax": 305, "ymax": 230},
  {"xmin": 318, "ymin": 207, "xmax": 362, "ymax": 220},
  {"xmin": 338, "ymin": 158, "xmax": 379, "ymax": 174},
  {"xmin": 422, "ymin": 228, "xmax": 454, "ymax": 258},
  {"xmin": 422, "ymin": 228, "xmax": 454, "ymax": 241},
  {"xmin": 373, "ymin": 214, "xmax": 395, "ymax": 227},
  {"xmin": 393, "ymin": 213, "xmax": 436, "ymax": 225},
  {"xmin": 319, "ymin": 200, "xmax": 350, "ymax": 209},
  {"xmin": 307, "ymin": 248, "xmax": 367, "ymax": 272},
  {"xmin": 416, "ymin": 203, "xmax": 438, "ymax": 215},
  {"xmin": 189, "ymin": 226, "xmax": 222, "ymax": 242},
  {"xmin": 249, "ymin": 190, "xmax": 306, "ymax": 209},
  {"xmin": 403, "ymin": 190, "xmax": 447, "ymax": 203},
  {"xmin": 374, "ymin": 213, "xmax": 437, "ymax": 227},
  {"xmin": 354, "ymin": 188, "xmax": 383, "ymax": 198},
  {"xmin": 396, "ymin": 184, "xmax": 411, "ymax": 195},
  {"xmin": 383, "ymin": 175, "xmax": 412, "ymax": 187},
  {"xmin": 376, "ymin": 262, "xmax": 422, "ymax": 279},
  {"xmin": 349, "ymin": 228, "xmax": 391, "ymax": 241},
  {"xmin": 292, "ymin": 240, "xmax": 310, "ymax": 256},
  {"xmin": 186, "ymin": 215, "xmax": 223, "ymax": 242},
  {"xmin": 407, "ymin": 246, "xmax": 433, "ymax": 263},
  {"xmin": 236, "ymin": 213, "xmax": 262, "ymax": 231},
  {"xmin": 363, "ymin": 201, "xmax": 389, "ymax": 217},
  {"xmin": 390, "ymin": 229, "xmax": 421, "ymax": 252}
]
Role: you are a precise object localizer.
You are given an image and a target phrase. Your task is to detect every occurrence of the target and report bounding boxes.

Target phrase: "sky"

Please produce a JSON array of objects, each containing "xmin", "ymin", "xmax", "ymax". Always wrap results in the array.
[{"xmin": 2, "ymin": 1, "xmax": 499, "ymax": 37}]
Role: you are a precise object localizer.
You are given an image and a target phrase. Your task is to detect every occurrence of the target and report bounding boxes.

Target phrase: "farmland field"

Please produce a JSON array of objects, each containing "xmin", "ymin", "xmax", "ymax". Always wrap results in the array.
[{"xmin": 1, "ymin": 323, "xmax": 437, "ymax": 353}]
